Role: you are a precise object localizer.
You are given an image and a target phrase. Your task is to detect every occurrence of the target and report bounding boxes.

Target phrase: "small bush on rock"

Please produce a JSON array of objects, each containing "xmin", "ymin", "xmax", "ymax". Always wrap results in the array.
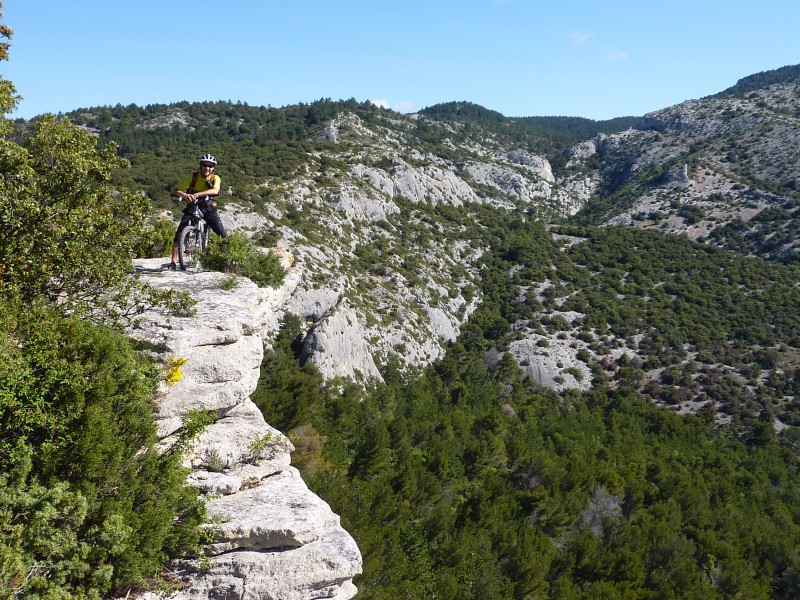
[
  {"xmin": 135, "ymin": 219, "xmax": 176, "ymax": 259},
  {"xmin": 203, "ymin": 232, "xmax": 286, "ymax": 288}
]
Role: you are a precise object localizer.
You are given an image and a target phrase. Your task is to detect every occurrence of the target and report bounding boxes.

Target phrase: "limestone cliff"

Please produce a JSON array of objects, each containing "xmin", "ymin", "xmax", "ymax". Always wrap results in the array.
[{"xmin": 126, "ymin": 257, "xmax": 361, "ymax": 599}]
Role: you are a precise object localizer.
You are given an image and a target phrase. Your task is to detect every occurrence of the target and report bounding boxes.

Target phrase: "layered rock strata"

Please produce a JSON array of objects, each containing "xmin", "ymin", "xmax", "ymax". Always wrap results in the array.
[{"xmin": 127, "ymin": 258, "xmax": 361, "ymax": 599}]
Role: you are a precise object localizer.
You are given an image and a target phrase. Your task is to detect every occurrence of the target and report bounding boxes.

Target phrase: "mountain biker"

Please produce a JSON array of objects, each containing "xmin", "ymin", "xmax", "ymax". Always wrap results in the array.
[{"xmin": 169, "ymin": 153, "xmax": 227, "ymax": 270}]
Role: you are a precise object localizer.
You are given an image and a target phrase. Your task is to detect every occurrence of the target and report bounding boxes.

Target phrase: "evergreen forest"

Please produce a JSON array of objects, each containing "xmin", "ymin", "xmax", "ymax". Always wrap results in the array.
[{"xmin": 254, "ymin": 205, "xmax": 800, "ymax": 599}]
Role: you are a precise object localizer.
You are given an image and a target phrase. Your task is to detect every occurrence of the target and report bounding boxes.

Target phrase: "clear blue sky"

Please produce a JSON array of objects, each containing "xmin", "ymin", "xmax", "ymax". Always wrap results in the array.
[{"xmin": 3, "ymin": 0, "xmax": 798, "ymax": 121}]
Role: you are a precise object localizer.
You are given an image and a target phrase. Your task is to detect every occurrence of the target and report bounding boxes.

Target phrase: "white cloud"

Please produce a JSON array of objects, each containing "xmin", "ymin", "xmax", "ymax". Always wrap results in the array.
[
  {"xmin": 370, "ymin": 99, "xmax": 415, "ymax": 113},
  {"xmin": 606, "ymin": 50, "xmax": 629, "ymax": 61},
  {"xmin": 570, "ymin": 32, "xmax": 593, "ymax": 47}
]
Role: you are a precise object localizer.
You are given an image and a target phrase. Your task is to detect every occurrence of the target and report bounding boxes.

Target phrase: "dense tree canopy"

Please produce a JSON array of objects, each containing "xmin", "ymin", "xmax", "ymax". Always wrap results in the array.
[
  {"xmin": 255, "ymin": 207, "xmax": 800, "ymax": 599},
  {"xmin": 259, "ymin": 298, "xmax": 800, "ymax": 599},
  {"xmin": 713, "ymin": 64, "xmax": 800, "ymax": 98},
  {"xmin": 0, "ymin": 301, "xmax": 205, "ymax": 597}
]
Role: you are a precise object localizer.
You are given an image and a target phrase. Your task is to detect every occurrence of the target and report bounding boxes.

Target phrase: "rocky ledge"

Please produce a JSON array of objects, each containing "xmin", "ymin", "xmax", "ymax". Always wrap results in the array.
[{"xmin": 126, "ymin": 258, "xmax": 362, "ymax": 599}]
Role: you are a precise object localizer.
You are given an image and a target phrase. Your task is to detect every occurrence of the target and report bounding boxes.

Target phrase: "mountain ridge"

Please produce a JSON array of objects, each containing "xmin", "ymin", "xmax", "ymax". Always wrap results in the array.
[
  {"xmin": 711, "ymin": 63, "xmax": 800, "ymax": 98},
  {"xmin": 40, "ymin": 63, "xmax": 799, "ymax": 431}
]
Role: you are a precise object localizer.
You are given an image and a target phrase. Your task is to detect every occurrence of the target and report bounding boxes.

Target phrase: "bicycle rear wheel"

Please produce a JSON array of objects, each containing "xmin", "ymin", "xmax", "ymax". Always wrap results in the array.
[{"xmin": 177, "ymin": 224, "xmax": 201, "ymax": 271}]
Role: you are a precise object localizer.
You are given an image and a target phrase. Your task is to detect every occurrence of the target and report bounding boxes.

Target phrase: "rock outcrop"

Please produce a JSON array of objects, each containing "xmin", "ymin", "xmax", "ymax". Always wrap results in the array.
[
  {"xmin": 562, "ymin": 81, "xmax": 800, "ymax": 259},
  {"xmin": 126, "ymin": 258, "xmax": 362, "ymax": 599},
  {"xmin": 299, "ymin": 298, "xmax": 383, "ymax": 383}
]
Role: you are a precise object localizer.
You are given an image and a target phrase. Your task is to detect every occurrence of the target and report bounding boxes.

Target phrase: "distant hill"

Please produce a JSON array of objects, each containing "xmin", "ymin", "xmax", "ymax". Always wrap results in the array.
[
  {"xmin": 419, "ymin": 100, "xmax": 643, "ymax": 163},
  {"xmin": 569, "ymin": 69, "xmax": 800, "ymax": 265},
  {"xmin": 712, "ymin": 63, "xmax": 800, "ymax": 98}
]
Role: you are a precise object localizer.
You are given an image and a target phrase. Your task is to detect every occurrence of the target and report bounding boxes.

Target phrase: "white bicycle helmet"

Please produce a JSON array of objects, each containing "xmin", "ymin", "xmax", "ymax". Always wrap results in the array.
[{"xmin": 199, "ymin": 153, "xmax": 217, "ymax": 165}]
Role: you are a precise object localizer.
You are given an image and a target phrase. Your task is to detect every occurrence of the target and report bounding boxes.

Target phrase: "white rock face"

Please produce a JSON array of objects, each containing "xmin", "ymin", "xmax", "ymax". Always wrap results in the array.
[
  {"xmin": 509, "ymin": 336, "xmax": 592, "ymax": 392},
  {"xmin": 333, "ymin": 182, "xmax": 399, "ymax": 223},
  {"xmin": 505, "ymin": 150, "xmax": 555, "ymax": 182},
  {"xmin": 172, "ymin": 530, "xmax": 361, "ymax": 600},
  {"xmin": 127, "ymin": 258, "xmax": 362, "ymax": 599},
  {"xmin": 392, "ymin": 157, "xmax": 479, "ymax": 205},
  {"xmin": 555, "ymin": 173, "xmax": 601, "ymax": 213},
  {"xmin": 300, "ymin": 298, "xmax": 383, "ymax": 383},
  {"xmin": 350, "ymin": 163, "xmax": 395, "ymax": 198},
  {"xmin": 465, "ymin": 161, "xmax": 554, "ymax": 204},
  {"xmin": 219, "ymin": 203, "xmax": 272, "ymax": 234}
]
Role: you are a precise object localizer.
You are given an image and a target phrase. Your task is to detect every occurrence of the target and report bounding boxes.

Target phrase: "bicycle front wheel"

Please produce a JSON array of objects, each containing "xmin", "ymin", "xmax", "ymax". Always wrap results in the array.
[{"xmin": 177, "ymin": 224, "xmax": 201, "ymax": 271}]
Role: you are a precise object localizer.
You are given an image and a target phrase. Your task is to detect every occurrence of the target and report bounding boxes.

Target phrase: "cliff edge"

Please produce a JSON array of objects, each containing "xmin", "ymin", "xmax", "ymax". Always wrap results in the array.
[{"xmin": 126, "ymin": 257, "xmax": 362, "ymax": 599}]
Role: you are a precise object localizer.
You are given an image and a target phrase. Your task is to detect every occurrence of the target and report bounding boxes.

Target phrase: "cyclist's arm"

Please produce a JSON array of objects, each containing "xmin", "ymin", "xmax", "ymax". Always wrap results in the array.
[
  {"xmin": 171, "ymin": 174, "xmax": 195, "ymax": 202},
  {"xmin": 170, "ymin": 175, "xmax": 220, "ymax": 203},
  {"xmin": 193, "ymin": 180, "xmax": 220, "ymax": 200}
]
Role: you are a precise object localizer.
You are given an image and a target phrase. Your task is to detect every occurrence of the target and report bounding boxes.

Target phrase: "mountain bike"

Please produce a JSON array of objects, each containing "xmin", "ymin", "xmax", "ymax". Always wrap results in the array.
[{"xmin": 177, "ymin": 202, "xmax": 210, "ymax": 271}]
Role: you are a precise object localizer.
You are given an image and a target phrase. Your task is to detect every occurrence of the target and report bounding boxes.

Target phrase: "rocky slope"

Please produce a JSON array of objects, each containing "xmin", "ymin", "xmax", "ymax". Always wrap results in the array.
[
  {"xmin": 298, "ymin": 84, "xmax": 795, "ymax": 377},
  {"xmin": 567, "ymin": 78, "xmax": 800, "ymax": 260},
  {"xmin": 125, "ymin": 257, "xmax": 361, "ymax": 599},
  {"xmin": 165, "ymin": 75, "xmax": 799, "ymax": 408},
  {"xmin": 205, "ymin": 110, "xmax": 600, "ymax": 388},
  {"xmin": 69, "ymin": 67, "xmax": 798, "ymax": 427}
]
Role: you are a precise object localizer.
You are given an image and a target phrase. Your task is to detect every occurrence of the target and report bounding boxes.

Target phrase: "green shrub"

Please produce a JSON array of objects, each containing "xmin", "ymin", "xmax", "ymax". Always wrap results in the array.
[
  {"xmin": 219, "ymin": 276, "xmax": 240, "ymax": 291},
  {"xmin": 0, "ymin": 113, "xmax": 185, "ymax": 325},
  {"xmin": 134, "ymin": 219, "xmax": 176, "ymax": 259},
  {"xmin": 0, "ymin": 300, "xmax": 205, "ymax": 597},
  {"xmin": 203, "ymin": 232, "xmax": 286, "ymax": 288}
]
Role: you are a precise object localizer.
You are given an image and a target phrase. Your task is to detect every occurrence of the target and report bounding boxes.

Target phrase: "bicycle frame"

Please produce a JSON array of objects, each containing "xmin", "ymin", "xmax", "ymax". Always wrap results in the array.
[{"xmin": 177, "ymin": 204, "xmax": 210, "ymax": 271}]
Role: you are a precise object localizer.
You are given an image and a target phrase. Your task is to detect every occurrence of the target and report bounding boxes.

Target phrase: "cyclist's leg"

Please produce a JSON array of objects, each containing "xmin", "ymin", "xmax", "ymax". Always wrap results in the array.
[{"xmin": 203, "ymin": 207, "xmax": 227, "ymax": 238}]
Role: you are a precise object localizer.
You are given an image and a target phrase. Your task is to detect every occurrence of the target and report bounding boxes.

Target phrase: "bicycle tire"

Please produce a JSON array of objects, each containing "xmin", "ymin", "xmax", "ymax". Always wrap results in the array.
[{"xmin": 177, "ymin": 224, "xmax": 200, "ymax": 271}]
